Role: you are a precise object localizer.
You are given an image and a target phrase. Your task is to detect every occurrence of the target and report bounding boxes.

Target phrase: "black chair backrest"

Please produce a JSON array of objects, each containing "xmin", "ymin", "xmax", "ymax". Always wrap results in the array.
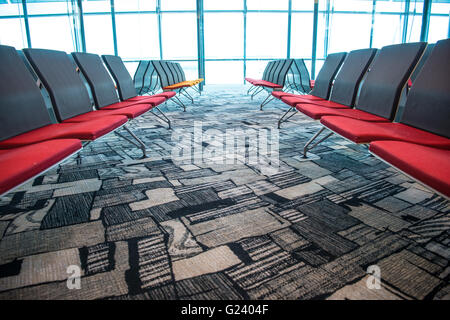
[
  {"xmin": 265, "ymin": 60, "xmax": 282, "ymax": 83},
  {"xmin": 72, "ymin": 52, "xmax": 121, "ymax": 108},
  {"xmin": 133, "ymin": 60, "xmax": 150, "ymax": 94},
  {"xmin": 174, "ymin": 63, "xmax": 186, "ymax": 82},
  {"xmin": 285, "ymin": 63, "xmax": 299, "ymax": 91},
  {"xmin": 328, "ymin": 48, "xmax": 377, "ymax": 107},
  {"xmin": 142, "ymin": 62, "xmax": 161, "ymax": 93},
  {"xmin": 0, "ymin": 45, "xmax": 53, "ymax": 141},
  {"xmin": 298, "ymin": 59, "xmax": 312, "ymax": 93},
  {"xmin": 102, "ymin": 54, "xmax": 137, "ymax": 101},
  {"xmin": 24, "ymin": 48, "xmax": 93, "ymax": 122},
  {"xmin": 355, "ymin": 42, "xmax": 427, "ymax": 120},
  {"xmin": 410, "ymin": 43, "xmax": 435, "ymax": 84},
  {"xmin": 166, "ymin": 62, "xmax": 181, "ymax": 84},
  {"xmin": 311, "ymin": 52, "xmax": 347, "ymax": 100},
  {"xmin": 262, "ymin": 60, "xmax": 277, "ymax": 82},
  {"xmin": 400, "ymin": 39, "xmax": 450, "ymax": 138},
  {"xmin": 164, "ymin": 61, "xmax": 177, "ymax": 86},
  {"xmin": 271, "ymin": 59, "xmax": 293, "ymax": 86},
  {"xmin": 289, "ymin": 59, "xmax": 310, "ymax": 93},
  {"xmin": 262, "ymin": 61, "xmax": 273, "ymax": 80},
  {"xmin": 152, "ymin": 60, "xmax": 171, "ymax": 88}
]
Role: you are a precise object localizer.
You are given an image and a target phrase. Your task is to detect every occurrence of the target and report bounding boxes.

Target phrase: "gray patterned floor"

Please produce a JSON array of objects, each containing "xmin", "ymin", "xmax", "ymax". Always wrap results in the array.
[{"xmin": 0, "ymin": 85, "xmax": 448, "ymax": 300}]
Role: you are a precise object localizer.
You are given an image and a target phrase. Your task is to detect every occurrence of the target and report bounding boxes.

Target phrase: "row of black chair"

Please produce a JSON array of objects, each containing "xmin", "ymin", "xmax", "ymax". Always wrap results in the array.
[
  {"xmin": 0, "ymin": 45, "xmax": 177, "ymax": 197},
  {"xmin": 272, "ymin": 39, "xmax": 450, "ymax": 198},
  {"xmin": 284, "ymin": 59, "xmax": 314, "ymax": 95},
  {"xmin": 133, "ymin": 60, "xmax": 204, "ymax": 111},
  {"xmin": 245, "ymin": 58, "xmax": 315, "ymax": 110}
]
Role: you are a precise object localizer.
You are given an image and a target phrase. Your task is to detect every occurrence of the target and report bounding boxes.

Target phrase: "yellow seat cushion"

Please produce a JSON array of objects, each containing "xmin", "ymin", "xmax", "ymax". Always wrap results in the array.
[{"xmin": 162, "ymin": 79, "xmax": 204, "ymax": 90}]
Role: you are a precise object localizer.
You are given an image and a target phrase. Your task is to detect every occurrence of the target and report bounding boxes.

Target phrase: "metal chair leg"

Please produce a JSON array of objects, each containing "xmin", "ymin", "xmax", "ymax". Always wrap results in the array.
[
  {"xmin": 277, "ymin": 107, "xmax": 298, "ymax": 129},
  {"xmin": 191, "ymin": 85, "xmax": 201, "ymax": 95},
  {"xmin": 76, "ymin": 141, "xmax": 92, "ymax": 165},
  {"xmin": 194, "ymin": 84, "xmax": 202, "ymax": 95},
  {"xmin": 180, "ymin": 88, "xmax": 194, "ymax": 104},
  {"xmin": 260, "ymin": 93, "xmax": 275, "ymax": 111},
  {"xmin": 151, "ymin": 106, "xmax": 172, "ymax": 129},
  {"xmin": 251, "ymin": 87, "xmax": 264, "ymax": 100},
  {"xmin": 247, "ymin": 85, "xmax": 257, "ymax": 95},
  {"xmin": 114, "ymin": 125, "xmax": 149, "ymax": 159},
  {"xmin": 173, "ymin": 95, "xmax": 186, "ymax": 112},
  {"xmin": 76, "ymin": 152, "xmax": 82, "ymax": 165},
  {"xmin": 302, "ymin": 127, "xmax": 334, "ymax": 158}
]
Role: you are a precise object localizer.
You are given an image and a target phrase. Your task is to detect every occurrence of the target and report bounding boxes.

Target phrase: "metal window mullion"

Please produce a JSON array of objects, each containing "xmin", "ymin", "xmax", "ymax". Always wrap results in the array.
[
  {"xmin": 420, "ymin": 0, "xmax": 431, "ymax": 42},
  {"xmin": 369, "ymin": 0, "xmax": 376, "ymax": 48},
  {"xmin": 196, "ymin": 0, "xmax": 205, "ymax": 90},
  {"xmin": 157, "ymin": 0, "xmax": 163, "ymax": 59},
  {"xmin": 402, "ymin": 0, "xmax": 410, "ymax": 43},
  {"xmin": 21, "ymin": 0, "xmax": 31, "ymax": 48},
  {"xmin": 110, "ymin": 0, "xmax": 118, "ymax": 55},
  {"xmin": 243, "ymin": 0, "xmax": 247, "ymax": 84},
  {"xmin": 287, "ymin": 0, "xmax": 292, "ymax": 59},
  {"xmin": 448, "ymin": 11, "xmax": 450, "ymax": 39},
  {"xmin": 69, "ymin": 0, "xmax": 81, "ymax": 52},
  {"xmin": 311, "ymin": 0, "xmax": 319, "ymax": 80},
  {"xmin": 324, "ymin": 0, "xmax": 331, "ymax": 58},
  {"xmin": 77, "ymin": 0, "xmax": 86, "ymax": 52}
]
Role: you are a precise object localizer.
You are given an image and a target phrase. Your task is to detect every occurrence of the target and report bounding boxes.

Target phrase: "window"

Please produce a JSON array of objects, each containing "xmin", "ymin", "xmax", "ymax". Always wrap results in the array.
[
  {"xmin": 328, "ymin": 13, "xmax": 372, "ymax": 52},
  {"xmin": 292, "ymin": 0, "xmax": 314, "ymax": 11},
  {"xmin": 27, "ymin": 1, "xmax": 78, "ymax": 52},
  {"xmin": 247, "ymin": 0, "xmax": 289, "ymax": 11},
  {"xmin": 428, "ymin": 15, "xmax": 449, "ymax": 43},
  {"xmin": 114, "ymin": 0, "xmax": 157, "ymax": 12},
  {"xmin": 0, "ymin": 1, "xmax": 27, "ymax": 48},
  {"xmin": 372, "ymin": 1, "xmax": 405, "ymax": 48},
  {"xmin": 428, "ymin": 1, "xmax": 450, "ymax": 43},
  {"xmin": 161, "ymin": 13, "xmax": 197, "ymax": 60},
  {"xmin": 291, "ymin": 13, "xmax": 314, "ymax": 59},
  {"xmin": 206, "ymin": 61, "xmax": 243, "ymax": 84},
  {"xmin": 179, "ymin": 61, "xmax": 198, "ymax": 80},
  {"xmin": 1, "ymin": 0, "xmax": 447, "ymax": 85},
  {"xmin": 204, "ymin": 0, "xmax": 242, "ymax": 11},
  {"xmin": 161, "ymin": 0, "xmax": 196, "ymax": 11},
  {"xmin": 28, "ymin": 16, "xmax": 76, "ymax": 52},
  {"xmin": 246, "ymin": 60, "xmax": 270, "ymax": 80},
  {"xmin": 82, "ymin": 0, "xmax": 114, "ymax": 54},
  {"xmin": 405, "ymin": 0, "xmax": 424, "ymax": 42},
  {"xmin": 246, "ymin": 12, "xmax": 288, "ymax": 59},
  {"xmin": 204, "ymin": 13, "xmax": 243, "ymax": 59},
  {"xmin": 116, "ymin": 13, "xmax": 159, "ymax": 60}
]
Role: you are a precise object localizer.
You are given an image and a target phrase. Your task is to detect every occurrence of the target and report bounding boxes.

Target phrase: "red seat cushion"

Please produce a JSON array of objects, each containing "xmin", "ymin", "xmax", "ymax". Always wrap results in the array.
[
  {"xmin": 154, "ymin": 92, "xmax": 176, "ymax": 99},
  {"xmin": 125, "ymin": 94, "xmax": 172, "ymax": 103},
  {"xmin": 251, "ymin": 80, "xmax": 265, "ymax": 86},
  {"xmin": 245, "ymin": 77, "xmax": 260, "ymax": 85},
  {"xmin": 281, "ymin": 95, "xmax": 325, "ymax": 107},
  {"xmin": 297, "ymin": 105, "xmax": 388, "ymax": 122},
  {"xmin": 118, "ymin": 96, "xmax": 166, "ymax": 107},
  {"xmin": 0, "ymin": 116, "xmax": 127, "ymax": 148},
  {"xmin": 62, "ymin": 105, "xmax": 151, "ymax": 123},
  {"xmin": 370, "ymin": 141, "xmax": 450, "ymax": 197},
  {"xmin": 100, "ymin": 100, "xmax": 152, "ymax": 110},
  {"xmin": 253, "ymin": 80, "xmax": 282, "ymax": 89},
  {"xmin": 271, "ymin": 91, "xmax": 292, "ymax": 99},
  {"xmin": 298, "ymin": 100, "xmax": 350, "ymax": 110},
  {"xmin": 163, "ymin": 82, "xmax": 191, "ymax": 90},
  {"xmin": 320, "ymin": 116, "xmax": 450, "ymax": 149},
  {"xmin": 0, "ymin": 139, "xmax": 82, "ymax": 195}
]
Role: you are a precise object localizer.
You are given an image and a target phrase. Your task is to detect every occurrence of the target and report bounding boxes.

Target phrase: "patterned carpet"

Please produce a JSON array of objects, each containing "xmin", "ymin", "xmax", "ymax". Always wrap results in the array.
[{"xmin": 0, "ymin": 85, "xmax": 448, "ymax": 300}]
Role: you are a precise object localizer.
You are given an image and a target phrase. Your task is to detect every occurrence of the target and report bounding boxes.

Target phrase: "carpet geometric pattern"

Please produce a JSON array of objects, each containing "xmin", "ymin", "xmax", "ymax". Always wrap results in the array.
[{"xmin": 0, "ymin": 85, "xmax": 448, "ymax": 300}]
